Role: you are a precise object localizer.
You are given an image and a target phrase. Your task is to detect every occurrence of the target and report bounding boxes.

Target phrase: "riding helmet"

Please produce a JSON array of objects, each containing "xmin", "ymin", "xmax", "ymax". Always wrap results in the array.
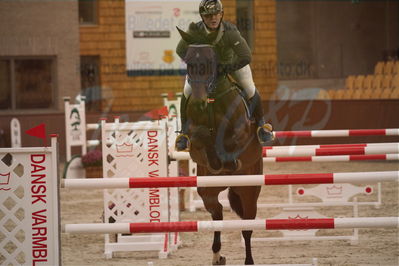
[{"xmin": 199, "ymin": 0, "xmax": 223, "ymax": 16}]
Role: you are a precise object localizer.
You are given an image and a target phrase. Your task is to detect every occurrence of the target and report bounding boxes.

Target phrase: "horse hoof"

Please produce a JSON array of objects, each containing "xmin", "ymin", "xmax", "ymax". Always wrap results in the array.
[
  {"xmin": 213, "ymin": 256, "xmax": 226, "ymax": 265},
  {"xmin": 244, "ymin": 258, "xmax": 254, "ymax": 265}
]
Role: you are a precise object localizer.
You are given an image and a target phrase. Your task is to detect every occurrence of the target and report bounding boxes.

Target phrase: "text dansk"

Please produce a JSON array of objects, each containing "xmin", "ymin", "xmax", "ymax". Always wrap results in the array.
[
  {"xmin": 31, "ymin": 154, "xmax": 49, "ymax": 265},
  {"xmin": 147, "ymin": 131, "xmax": 162, "ymax": 222}
]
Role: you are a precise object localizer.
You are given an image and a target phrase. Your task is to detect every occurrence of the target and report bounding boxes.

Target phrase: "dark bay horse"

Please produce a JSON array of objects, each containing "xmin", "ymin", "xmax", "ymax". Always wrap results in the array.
[{"xmin": 178, "ymin": 28, "xmax": 263, "ymax": 265}]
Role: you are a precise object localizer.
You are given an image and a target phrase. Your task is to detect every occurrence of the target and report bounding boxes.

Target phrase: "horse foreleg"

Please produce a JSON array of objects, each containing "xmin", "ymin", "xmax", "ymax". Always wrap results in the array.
[
  {"xmin": 239, "ymin": 187, "xmax": 261, "ymax": 265},
  {"xmin": 197, "ymin": 187, "xmax": 226, "ymax": 265},
  {"xmin": 212, "ymin": 231, "xmax": 225, "ymax": 265},
  {"xmin": 242, "ymin": 230, "xmax": 254, "ymax": 265}
]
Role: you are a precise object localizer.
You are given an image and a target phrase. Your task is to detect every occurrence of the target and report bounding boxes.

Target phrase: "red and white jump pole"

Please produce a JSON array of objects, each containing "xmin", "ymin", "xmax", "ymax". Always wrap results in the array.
[
  {"xmin": 263, "ymin": 142, "xmax": 399, "ymax": 151},
  {"xmin": 263, "ymin": 154, "xmax": 399, "ymax": 163},
  {"xmin": 61, "ymin": 170, "xmax": 399, "ymax": 189},
  {"xmin": 263, "ymin": 144, "xmax": 399, "ymax": 157},
  {"xmin": 64, "ymin": 217, "xmax": 399, "ymax": 234},
  {"xmin": 171, "ymin": 143, "xmax": 399, "ymax": 161},
  {"xmin": 273, "ymin": 128, "xmax": 399, "ymax": 138}
]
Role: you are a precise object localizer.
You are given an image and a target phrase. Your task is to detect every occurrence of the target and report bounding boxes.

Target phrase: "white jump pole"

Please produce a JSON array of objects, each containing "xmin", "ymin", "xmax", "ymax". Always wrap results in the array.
[
  {"xmin": 61, "ymin": 170, "xmax": 399, "ymax": 189},
  {"xmin": 64, "ymin": 217, "xmax": 399, "ymax": 234},
  {"xmin": 274, "ymin": 128, "xmax": 399, "ymax": 138}
]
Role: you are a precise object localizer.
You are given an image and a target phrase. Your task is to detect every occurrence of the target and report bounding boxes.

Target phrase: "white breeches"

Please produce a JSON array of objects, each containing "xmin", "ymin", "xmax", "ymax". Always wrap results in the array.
[{"xmin": 183, "ymin": 64, "xmax": 256, "ymax": 98}]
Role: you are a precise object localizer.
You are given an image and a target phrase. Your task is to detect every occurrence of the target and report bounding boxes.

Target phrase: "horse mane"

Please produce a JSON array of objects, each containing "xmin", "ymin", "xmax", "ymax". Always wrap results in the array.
[{"xmin": 176, "ymin": 26, "xmax": 218, "ymax": 45}]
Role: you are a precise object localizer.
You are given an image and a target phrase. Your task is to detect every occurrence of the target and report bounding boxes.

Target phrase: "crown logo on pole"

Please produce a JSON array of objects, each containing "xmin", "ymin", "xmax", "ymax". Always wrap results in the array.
[
  {"xmin": 116, "ymin": 143, "xmax": 133, "ymax": 153},
  {"xmin": 326, "ymin": 185, "xmax": 343, "ymax": 196}
]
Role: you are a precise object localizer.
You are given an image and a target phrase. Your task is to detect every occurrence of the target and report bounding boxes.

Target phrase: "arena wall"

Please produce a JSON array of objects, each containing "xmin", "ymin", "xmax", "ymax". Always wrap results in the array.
[
  {"xmin": 1, "ymin": 99, "xmax": 398, "ymax": 161},
  {"xmin": 79, "ymin": 0, "xmax": 278, "ymax": 112}
]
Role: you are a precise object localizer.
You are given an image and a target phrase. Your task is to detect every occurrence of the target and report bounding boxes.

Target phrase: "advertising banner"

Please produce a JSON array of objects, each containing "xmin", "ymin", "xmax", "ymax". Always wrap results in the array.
[{"xmin": 125, "ymin": 0, "xmax": 200, "ymax": 76}]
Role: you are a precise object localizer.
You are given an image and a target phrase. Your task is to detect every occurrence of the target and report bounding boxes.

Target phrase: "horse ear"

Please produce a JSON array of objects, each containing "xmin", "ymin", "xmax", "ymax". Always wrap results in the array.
[{"xmin": 176, "ymin": 26, "xmax": 195, "ymax": 44}]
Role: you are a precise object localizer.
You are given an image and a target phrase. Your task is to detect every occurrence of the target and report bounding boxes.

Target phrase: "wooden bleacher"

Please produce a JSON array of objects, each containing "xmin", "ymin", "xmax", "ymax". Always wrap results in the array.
[{"xmin": 317, "ymin": 60, "xmax": 399, "ymax": 100}]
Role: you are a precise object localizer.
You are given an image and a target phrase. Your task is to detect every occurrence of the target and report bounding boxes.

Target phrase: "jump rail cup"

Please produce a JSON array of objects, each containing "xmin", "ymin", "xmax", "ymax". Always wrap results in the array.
[
  {"xmin": 273, "ymin": 128, "xmax": 399, "ymax": 138},
  {"xmin": 61, "ymin": 170, "xmax": 399, "ymax": 189},
  {"xmin": 64, "ymin": 217, "xmax": 399, "ymax": 234}
]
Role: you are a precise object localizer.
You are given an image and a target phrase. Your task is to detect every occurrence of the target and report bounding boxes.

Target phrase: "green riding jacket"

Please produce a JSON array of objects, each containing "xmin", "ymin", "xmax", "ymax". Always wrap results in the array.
[{"xmin": 176, "ymin": 20, "xmax": 252, "ymax": 74}]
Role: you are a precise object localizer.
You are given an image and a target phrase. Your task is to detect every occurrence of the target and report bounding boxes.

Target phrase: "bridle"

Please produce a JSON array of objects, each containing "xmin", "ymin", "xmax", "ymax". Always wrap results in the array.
[
  {"xmin": 185, "ymin": 44, "xmax": 235, "ymax": 135},
  {"xmin": 185, "ymin": 45, "xmax": 218, "ymax": 96}
]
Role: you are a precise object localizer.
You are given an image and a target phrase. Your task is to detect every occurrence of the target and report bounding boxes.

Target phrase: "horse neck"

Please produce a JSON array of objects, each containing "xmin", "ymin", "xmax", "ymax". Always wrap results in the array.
[{"xmin": 212, "ymin": 76, "xmax": 234, "ymax": 96}]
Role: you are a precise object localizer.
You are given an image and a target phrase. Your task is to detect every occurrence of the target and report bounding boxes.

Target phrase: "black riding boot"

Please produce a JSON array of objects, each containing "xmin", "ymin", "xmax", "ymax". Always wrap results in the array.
[
  {"xmin": 175, "ymin": 94, "xmax": 190, "ymax": 151},
  {"xmin": 249, "ymin": 90, "xmax": 274, "ymax": 144}
]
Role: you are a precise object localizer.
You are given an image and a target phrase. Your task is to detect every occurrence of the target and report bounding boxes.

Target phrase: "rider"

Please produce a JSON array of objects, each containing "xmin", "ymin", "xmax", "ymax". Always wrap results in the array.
[{"xmin": 175, "ymin": 0, "xmax": 273, "ymax": 151}]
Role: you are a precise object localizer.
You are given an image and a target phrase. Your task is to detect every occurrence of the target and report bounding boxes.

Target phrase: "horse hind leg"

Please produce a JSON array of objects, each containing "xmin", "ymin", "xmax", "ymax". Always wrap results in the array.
[{"xmin": 197, "ymin": 187, "xmax": 227, "ymax": 265}]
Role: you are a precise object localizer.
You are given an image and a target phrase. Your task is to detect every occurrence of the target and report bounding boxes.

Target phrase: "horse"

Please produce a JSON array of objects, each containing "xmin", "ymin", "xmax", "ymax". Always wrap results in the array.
[{"xmin": 178, "ymin": 28, "xmax": 263, "ymax": 265}]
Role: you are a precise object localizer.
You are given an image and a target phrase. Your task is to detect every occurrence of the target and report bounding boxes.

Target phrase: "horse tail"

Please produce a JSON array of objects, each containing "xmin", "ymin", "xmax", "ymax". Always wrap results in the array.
[{"xmin": 228, "ymin": 188, "xmax": 244, "ymax": 218}]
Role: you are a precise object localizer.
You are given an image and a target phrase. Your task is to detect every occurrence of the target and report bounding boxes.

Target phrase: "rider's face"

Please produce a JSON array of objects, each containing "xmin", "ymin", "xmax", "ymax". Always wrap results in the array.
[{"xmin": 202, "ymin": 11, "xmax": 223, "ymax": 31}]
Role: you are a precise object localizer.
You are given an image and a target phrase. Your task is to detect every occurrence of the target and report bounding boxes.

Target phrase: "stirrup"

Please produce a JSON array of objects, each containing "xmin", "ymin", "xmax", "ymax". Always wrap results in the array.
[
  {"xmin": 175, "ymin": 133, "xmax": 190, "ymax": 152},
  {"xmin": 257, "ymin": 123, "xmax": 274, "ymax": 144}
]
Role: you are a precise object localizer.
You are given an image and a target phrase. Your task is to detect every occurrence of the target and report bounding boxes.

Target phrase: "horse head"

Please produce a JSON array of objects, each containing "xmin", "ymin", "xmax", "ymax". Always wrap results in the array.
[{"xmin": 177, "ymin": 27, "xmax": 219, "ymax": 102}]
